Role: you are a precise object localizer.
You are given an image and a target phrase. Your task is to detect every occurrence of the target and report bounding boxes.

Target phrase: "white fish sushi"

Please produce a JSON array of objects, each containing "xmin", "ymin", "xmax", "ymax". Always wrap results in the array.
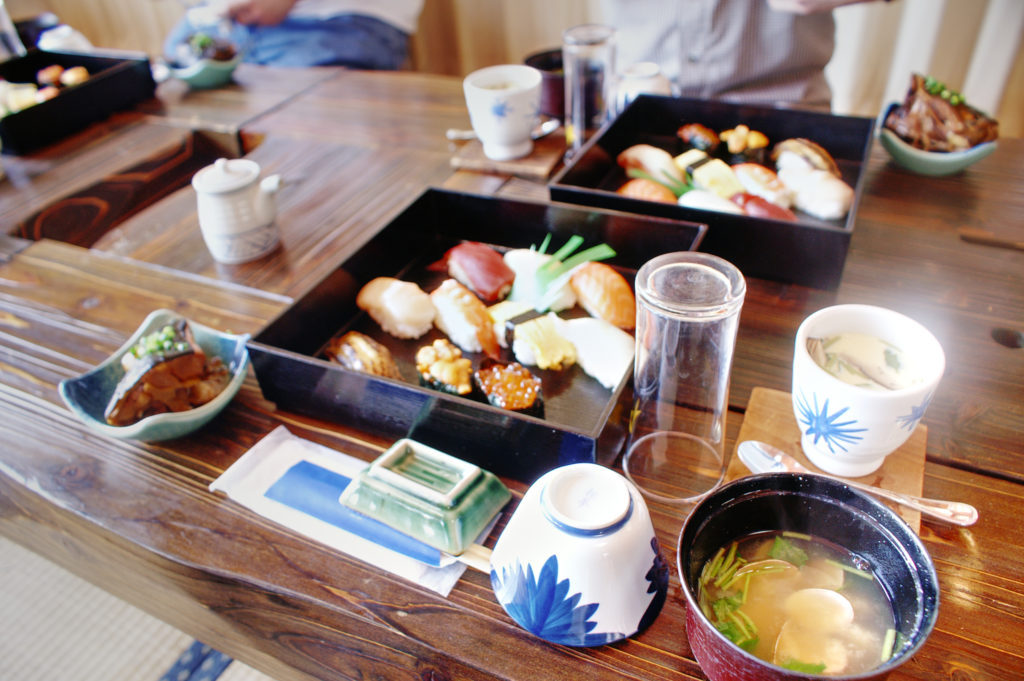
[
  {"xmin": 678, "ymin": 189, "xmax": 745, "ymax": 214},
  {"xmin": 777, "ymin": 167, "xmax": 853, "ymax": 220},
  {"xmin": 554, "ymin": 317, "xmax": 635, "ymax": 390},
  {"xmin": 356, "ymin": 277, "xmax": 435, "ymax": 339}
]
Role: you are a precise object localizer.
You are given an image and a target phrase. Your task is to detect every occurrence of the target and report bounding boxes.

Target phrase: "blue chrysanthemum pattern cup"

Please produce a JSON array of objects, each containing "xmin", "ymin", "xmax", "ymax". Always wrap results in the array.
[
  {"xmin": 489, "ymin": 463, "xmax": 668, "ymax": 646},
  {"xmin": 792, "ymin": 304, "xmax": 945, "ymax": 477}
]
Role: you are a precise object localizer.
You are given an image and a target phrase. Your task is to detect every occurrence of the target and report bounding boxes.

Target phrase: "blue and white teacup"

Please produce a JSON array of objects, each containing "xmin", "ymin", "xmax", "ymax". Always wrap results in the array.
[
  {"xmin": 463, "ymin": 64, "xmax": 541, "ymax": 161},
  {"xmin": 792, "ymin": 304, "xmax": 945, "ymax": 477},
  {"xmin": 489, "ymin": 463, "xmax": 668, "ymax": 646}
]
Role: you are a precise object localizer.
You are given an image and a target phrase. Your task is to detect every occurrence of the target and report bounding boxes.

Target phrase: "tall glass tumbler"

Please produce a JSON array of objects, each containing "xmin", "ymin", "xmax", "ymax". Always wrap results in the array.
[
  {"xmin": 624, "ymin": 253, "xmax": 746, "ymax": 505},
  {"xmin": 562, "ymin": 24, "xmax": 615, "ymax": 158}
]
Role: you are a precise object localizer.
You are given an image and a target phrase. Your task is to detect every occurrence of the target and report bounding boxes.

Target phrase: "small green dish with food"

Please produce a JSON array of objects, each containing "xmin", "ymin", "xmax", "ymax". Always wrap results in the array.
[
  {"xmin": 879, "ymin": 73, "xmax": 998, "ymax": 176},
  {"xmin": 58, "ymin": 309, "xmax": 250, "ymax": 441}
]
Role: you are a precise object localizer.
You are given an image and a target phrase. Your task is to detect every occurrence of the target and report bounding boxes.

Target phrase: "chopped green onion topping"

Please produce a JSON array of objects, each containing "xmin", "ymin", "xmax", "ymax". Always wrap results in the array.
[
  {"xmin": 779, "ymin": 659, "xmax": 827, "ymax": 674},
  {"xmin": 768, "ymin": 535, "xmax": 808, "ymax": 567}
]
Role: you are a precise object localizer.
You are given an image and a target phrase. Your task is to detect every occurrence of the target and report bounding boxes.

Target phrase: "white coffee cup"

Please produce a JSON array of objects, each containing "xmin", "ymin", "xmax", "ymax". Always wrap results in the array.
[
  {"xmin": 463, "ymin": 64, "xmax": 542, "ymax": 161},
  {"xmin": 191, "ymin": 158, "xmax": 282, "ymax": 264}
]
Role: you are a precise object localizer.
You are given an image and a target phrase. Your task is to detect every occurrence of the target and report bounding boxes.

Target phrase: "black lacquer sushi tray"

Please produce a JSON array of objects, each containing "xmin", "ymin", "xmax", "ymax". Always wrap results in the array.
[
  {"xmin": 549, "ymin": 95, "xmax": 876, "ymax": 289},
  {"xmin": 0, "ymin": 48, "xmax": 156, "ymax": 155},
  {"xmin": 248, "ymin": 189, "xmax": 707, "ymax": 483}
]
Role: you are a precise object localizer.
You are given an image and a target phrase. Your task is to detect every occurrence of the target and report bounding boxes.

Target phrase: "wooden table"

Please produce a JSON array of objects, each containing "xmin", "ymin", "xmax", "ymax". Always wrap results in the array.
[{"xmin": 1, "ymin": 70, "xmax": 1022, "ymax": 681}]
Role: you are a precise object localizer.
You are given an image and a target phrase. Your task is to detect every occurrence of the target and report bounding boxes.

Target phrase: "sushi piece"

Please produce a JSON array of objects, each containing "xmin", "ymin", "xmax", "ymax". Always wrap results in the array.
[
  {"xmin": 673, "ymin": 148, "xmax": 708, "ymax": 175},
  {"xmin": 732, "ymin": 162, "xmax": 794, "ymax": 209},
  {"xmin": 688, "ymin": 157, "xmax": 744, "ymax": 198},
  {"xmin": 570, "ymin": 262, "xmax": 636, "ymax": 330},
  {"xmin": 325, "ymin": 331, "xmax": 403, "ymax": 380},
  {"xmin": 617, "ymin": 177, "xmax": 677, "ymax": 204},
  {"xmin": 430, "ymin": 279, "xmax": 500, "ymax": 358},
  {"xmin": 730, "ymin": 192, "xmax": 798, "ymax": 221},
  {"xmin": 772, "ymin": 138, "xmax": 840, "ymax": 177},
  {"xmin": 719, "ymin": 124, "xmax": 769, "ymax": 163},
  {"xmin": 504, "ymin": 248, "xmax": 577, "ymax": 312},
  {"xmin": 677, "ymin": 122, "xmax": 719, "ymax": 152},
  {"xmin": 105, "ymin": 320, "xmax": 230, "ymax": 426},
  {"xmin": 444, "ymin": 242, "xmax": 515, "ymax": 303},
  {"xmin": 678, "ymin": 189, "xmax": 745, "ymax": 214},
  {"xmin": 415, "ymin": 338, "xmax": 472, "ymax": 395},
  {"xmin": 512, "ymin": 313, "xmax": 576, "ymax": 371},
  {"xmin": 356, "ymin": 277, "xmax": 435, "ymax": 339},
  {"xmin": 617, "ymin": 144, "xmax": 686, "ymax": 188},
  {"xmin": 487, "ymin": 300, "xmax": 534, "ymax": 348},
  {"xmin": 777, "ymin": 167, "xmax": 854, "ymax": 220},
  {"xmin": 554, "ymin": 317, "xmax": 635, "ymax": 390},
  {"xmin": 473, "ymin": 358, "xmax": 543, "ymax": 417}
]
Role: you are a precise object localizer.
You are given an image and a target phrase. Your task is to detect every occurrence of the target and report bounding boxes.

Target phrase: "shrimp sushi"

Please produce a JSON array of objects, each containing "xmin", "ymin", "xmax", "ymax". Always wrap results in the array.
[
  {"xmin": 569, "ymin": 261, "xmax": 636, "ymax": 330},
  {"xmin": 430, "ymin": 279, "xmax": 500, "ymax": 358},
  {"xmin": 356, "ymin": 277, "xmax": 435, "ymax": 339}
]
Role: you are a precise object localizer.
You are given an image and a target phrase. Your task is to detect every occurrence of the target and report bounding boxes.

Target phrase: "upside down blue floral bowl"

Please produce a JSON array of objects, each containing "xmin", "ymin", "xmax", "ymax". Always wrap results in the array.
[
  {"xmin": 489, "ymin": 463, "xmax": 668, "ymax": 646},
  {"xmin": 791, "ymin": 304, "xmax": 945, "ymax": 477}
]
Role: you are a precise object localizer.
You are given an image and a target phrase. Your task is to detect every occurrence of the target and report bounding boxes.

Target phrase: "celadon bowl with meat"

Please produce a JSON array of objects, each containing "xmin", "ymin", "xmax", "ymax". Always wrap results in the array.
[{"xmin": 59, "ymin": 309, "xmax": 250, "ymax": 441}]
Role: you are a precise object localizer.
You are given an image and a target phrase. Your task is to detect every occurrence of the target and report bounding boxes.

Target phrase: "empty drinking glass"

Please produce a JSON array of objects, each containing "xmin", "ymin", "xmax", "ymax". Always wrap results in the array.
[{"xmin": 623, "ymin": 252, "xmax": 746, "ymax": 505}]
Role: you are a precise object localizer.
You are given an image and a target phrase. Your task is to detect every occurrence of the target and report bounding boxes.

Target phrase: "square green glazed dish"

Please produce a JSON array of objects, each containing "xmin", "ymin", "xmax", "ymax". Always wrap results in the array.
[{"xmin": 339, "ymin": 439, "xmax": 511, "ymax": 555}]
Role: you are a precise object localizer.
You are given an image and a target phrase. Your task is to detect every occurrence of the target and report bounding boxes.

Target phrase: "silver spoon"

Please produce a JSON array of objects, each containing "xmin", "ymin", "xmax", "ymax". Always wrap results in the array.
[
  {"xmin": 737, "ymin": 440, "xmax": 979, "ymax": 527},
  {"xmin": 445, "ymin": 118, "xmax": 560, "ymax": 142}
]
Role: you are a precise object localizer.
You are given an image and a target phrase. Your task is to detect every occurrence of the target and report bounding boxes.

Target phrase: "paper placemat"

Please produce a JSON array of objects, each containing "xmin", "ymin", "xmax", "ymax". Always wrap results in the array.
[
  {"xmin": 450, "ymin": 129, "xmax": 566, "ymax": 180},
  {"xmin": 728, "ymin": 387, "xmax": 926, "ymax": 533},
  {"xmin": 210, "ymin": 426, "xmax": 474, "ymax": 596}
]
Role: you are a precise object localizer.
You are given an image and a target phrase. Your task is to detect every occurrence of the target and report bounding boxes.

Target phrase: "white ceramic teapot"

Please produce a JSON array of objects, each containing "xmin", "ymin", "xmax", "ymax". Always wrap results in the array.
[{"xmin": 191, "ymin": 158, "xmax": 282, "ymax": 264}]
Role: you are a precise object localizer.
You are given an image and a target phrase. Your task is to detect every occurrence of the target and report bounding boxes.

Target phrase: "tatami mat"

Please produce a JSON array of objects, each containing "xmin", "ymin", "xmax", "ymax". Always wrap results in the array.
[{"xmin": 0, "ymin": 536, "xmax": 276, "ymax": 681}]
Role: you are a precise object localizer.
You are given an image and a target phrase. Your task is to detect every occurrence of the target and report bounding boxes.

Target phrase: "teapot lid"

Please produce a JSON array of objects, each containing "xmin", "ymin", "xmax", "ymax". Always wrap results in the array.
[{"xmin": 192, "ymin": 158, "xmax": 261, "ymax": 194}]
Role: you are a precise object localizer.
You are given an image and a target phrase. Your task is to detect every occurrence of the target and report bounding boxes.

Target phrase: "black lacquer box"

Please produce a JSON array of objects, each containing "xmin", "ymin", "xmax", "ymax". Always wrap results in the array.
[{"xmin": 248, "ymin": 189, "xmax": 706, "ymax": 483}]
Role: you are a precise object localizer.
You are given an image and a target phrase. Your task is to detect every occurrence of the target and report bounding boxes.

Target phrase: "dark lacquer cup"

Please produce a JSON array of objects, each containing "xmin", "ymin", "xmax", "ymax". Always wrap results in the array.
[
  {"xmin": 523, "ymin": 47, "xmax": 564, "ymax": 119},
  {"xmin": 677, "ymin": 473, "xmax": 939, "ymax": 681}
]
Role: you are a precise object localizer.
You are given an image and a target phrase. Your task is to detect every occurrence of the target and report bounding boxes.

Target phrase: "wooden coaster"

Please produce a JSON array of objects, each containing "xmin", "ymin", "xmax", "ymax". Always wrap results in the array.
[
  {"xmin": 728, "ymin": 387, "xmax": 926, "ymax": 533},
  {"xmin": 449, "ymin": 129, "xmax": 566, "ymax": 180}
]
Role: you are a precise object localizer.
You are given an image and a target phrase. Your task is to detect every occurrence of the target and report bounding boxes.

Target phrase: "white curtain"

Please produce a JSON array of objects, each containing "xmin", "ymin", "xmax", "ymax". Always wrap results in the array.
[{"xmin": 827, "ymin": 0, "xmax": 1023, "ymax": 122}]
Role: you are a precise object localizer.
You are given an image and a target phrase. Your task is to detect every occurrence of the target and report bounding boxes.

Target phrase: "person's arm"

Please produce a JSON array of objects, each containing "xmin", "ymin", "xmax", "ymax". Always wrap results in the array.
[
  {"xmin": 767, "ymin": 0, "xmax": 880, "ymax": 14},
  {"xmin": 227, "ymin": 0, "xmax": 298, "ymax": 26}
]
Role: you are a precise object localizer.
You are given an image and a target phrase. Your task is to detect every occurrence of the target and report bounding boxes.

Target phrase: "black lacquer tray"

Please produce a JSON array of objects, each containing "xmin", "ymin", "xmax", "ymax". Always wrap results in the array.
[
  {"xmin": 0, "ymin": 48, "xmax": 156, "ymax": 155},
  {"xmin": 248, "ymin": 189, "xmax": 706, "ymax": 483},
  {"xmin": 550, "ymin": 95, "xmax": 876, "ymax": 289}
]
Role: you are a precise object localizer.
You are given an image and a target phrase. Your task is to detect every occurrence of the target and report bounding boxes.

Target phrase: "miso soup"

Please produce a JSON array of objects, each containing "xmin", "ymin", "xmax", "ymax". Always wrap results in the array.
[{"xmin": 696, "ymin": 531, "xmax": 898, "ymax": 675}]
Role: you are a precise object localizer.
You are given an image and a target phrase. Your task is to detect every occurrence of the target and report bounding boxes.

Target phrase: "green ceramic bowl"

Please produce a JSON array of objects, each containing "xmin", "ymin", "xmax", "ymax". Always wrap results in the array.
[
  {"xmin": 169, "ymin": 54, "xmax": 241, "ymax": 89},
  {"xmin": 879, "ymin": 103, "xmax": 997, "ymax": 176},
  {"xmin": 58, "ymin": 309, "xmax": 250, "ymax": 441},
  {"xmin": 340, "ymin": 438, "xmax": 511, "ymax": 555}
]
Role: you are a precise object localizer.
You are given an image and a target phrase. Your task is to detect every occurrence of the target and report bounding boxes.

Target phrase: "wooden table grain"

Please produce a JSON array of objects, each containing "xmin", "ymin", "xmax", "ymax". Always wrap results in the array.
[{"xmin": 1, "ymin": 69, "xmax": 1022, "ymax": 681}]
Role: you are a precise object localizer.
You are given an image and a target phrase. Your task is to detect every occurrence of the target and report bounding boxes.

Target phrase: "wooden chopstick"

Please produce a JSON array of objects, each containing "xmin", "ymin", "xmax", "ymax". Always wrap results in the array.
[{"xmin": 958, "ymin": 228, "xmax": 1024, "ymax": 252}]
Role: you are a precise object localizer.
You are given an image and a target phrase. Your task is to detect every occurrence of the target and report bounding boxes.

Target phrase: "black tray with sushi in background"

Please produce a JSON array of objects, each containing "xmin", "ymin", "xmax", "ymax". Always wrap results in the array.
[
  {"xmin": 0, "ymin": 48, "xmax": 156, "ymax": 155},
  {"xmin": 549, "ymin": 94, "xmax": 876, "ymax": 290},
  {"xmin": 248, "ymin": 188, "xmax": 707, "ymax": 483}
]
